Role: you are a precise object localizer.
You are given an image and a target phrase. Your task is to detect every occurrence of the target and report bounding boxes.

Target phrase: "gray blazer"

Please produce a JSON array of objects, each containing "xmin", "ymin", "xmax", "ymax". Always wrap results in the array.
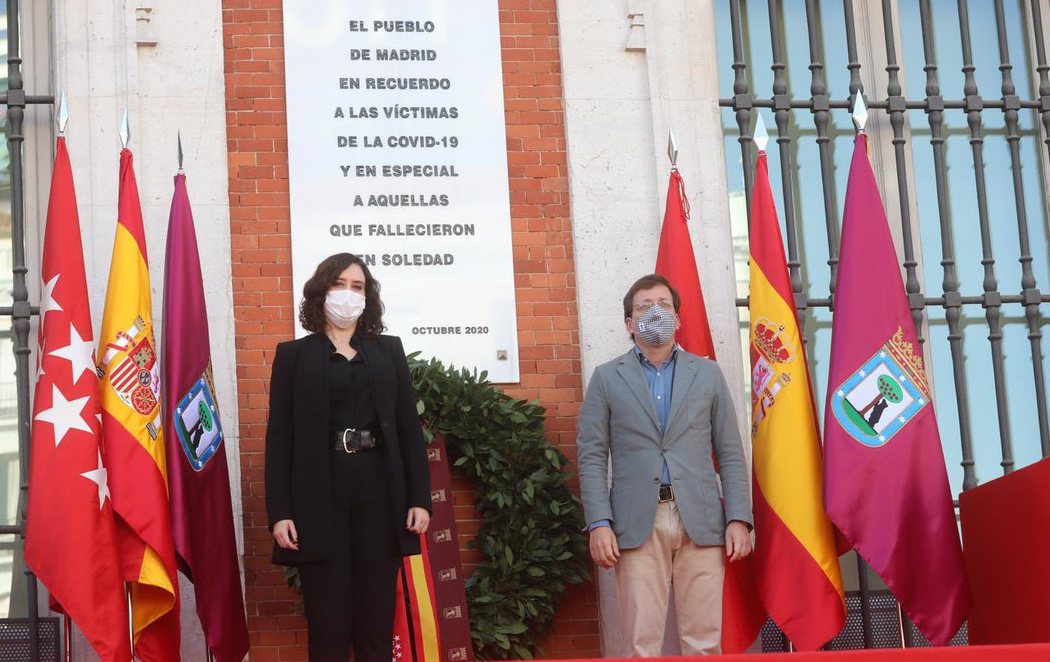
[{"xmin": 576, "ymin": 348, "xmax": 752, "ymax": 549}]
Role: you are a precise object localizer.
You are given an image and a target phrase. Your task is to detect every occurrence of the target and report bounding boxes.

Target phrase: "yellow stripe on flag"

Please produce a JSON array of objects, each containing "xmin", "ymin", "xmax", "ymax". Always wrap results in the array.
[
  {"xmin": 131, "ymin": 546, "xmax": 176, "ymax": 639},
  {"xmin": 408, "ymin": 555, "xmax": 440, "ymax": 661},
  {"xmin": 750, "ymin": 266, "xmax": 841, "ymax": 587},
  {"xmin": 99, "ymin": 226, "xmax": 169, "ymax": 481}
]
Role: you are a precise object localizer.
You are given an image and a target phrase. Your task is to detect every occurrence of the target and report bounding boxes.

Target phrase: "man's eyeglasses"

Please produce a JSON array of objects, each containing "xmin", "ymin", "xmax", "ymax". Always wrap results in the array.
[{"xmin": 632, "ymin": 299, "xmax": 675, "ymax": 313}]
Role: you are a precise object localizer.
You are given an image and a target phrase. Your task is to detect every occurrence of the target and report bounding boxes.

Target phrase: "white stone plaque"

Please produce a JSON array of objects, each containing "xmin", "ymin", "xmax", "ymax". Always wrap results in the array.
[{"xmin": 283, "ymin": 1, "xmax": 519, "ymax": 381}]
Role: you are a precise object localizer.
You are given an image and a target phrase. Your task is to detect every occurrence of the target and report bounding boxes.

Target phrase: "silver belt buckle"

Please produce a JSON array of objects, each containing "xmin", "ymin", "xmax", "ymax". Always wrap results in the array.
[{"xmin": 342, "ymin": 428, "xmax": 357, "ymax": 454}]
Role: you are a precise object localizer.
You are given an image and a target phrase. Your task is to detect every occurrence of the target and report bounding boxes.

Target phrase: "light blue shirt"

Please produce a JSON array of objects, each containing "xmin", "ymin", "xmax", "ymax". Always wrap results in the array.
[{"xmin": 589, "ymin": 346, "xmax": 677, "ymax": 531}]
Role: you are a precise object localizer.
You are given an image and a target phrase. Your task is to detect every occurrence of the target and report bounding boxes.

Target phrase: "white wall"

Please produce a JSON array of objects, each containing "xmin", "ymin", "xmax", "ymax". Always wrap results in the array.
[
  {"xmin": 557, "ymin": 0, "xmax": 749, "ymax": 655},
  {"xmin": 37, "ymin": 1, "xmax": 239, "ymax": 658}
]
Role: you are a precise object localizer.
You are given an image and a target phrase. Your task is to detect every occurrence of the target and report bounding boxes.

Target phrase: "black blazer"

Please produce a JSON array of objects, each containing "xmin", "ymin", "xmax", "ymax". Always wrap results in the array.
[{"xmin": 265, "ymin": 332, "xmax": 432, "ymax": 565}]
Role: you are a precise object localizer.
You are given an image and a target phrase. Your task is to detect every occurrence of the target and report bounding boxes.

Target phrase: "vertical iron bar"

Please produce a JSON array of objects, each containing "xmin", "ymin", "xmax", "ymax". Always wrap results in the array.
[
  {"xmin": 856, "ymin": 555, "xmax": 874, "ymax": 649},
  {"xmin": 1032, "ymin": 0, "xmax": 1050, "ymax": 184},
  {"xmin": 985, "ymin": 0, "xmax": 1024, "ymax": 474},
  {"xmin": 999, "ymin": 0, "xmax": 1050, "ymax": 460},
  {"xmin": 1030, "ymin": 0, "xmax": 1050, "ymax": 459},
  {"xmin": 729, "ymin": 0, "xmax": 754, "ymax": 217},
  {"xmin": 6, "ymin": 0, "xmax": 39, "ymax": 658},
  {"xmin": 804, "ymin": 0, "xmax": 841, "ymax": 304},
  {"xmin": 767, "ymin": 0, "xmax": 807, "ymax": 317},
  {"xmin": 940, "ymin": 0, "xmax": 979, "ymax": 491},
  {"xmin": 843, "ymin": 0, "xmax": 864, "ymax": 98},
  {"xmin": 881, "ymin": 0, "xmax": 925, "ymax": 342}
]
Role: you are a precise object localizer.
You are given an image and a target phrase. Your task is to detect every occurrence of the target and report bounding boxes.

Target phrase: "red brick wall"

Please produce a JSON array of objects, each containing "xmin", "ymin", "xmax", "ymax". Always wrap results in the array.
[{"xmin": 221, "ymin": 0, "xmax": 599, "ymax": 659}]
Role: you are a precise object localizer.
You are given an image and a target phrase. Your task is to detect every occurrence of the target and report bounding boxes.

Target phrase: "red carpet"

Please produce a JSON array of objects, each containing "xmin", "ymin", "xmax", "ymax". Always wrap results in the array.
[{"xmin": 537, "ymin": 643, "xmax": 1050, "ymax": 661}]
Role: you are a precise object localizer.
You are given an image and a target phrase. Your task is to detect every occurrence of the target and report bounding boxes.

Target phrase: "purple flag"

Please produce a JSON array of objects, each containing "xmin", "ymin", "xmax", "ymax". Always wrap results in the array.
[
  {"xmin": 162, "ymin": 173, "xmax": 249, "ymax": 662},
  {"xmin": 823, "ymin": 134, "xmax": 971, "ymax": 645}
]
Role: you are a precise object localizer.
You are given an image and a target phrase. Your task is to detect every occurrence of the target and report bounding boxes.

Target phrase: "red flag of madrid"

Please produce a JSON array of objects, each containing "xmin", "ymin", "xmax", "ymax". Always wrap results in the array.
[
  {"xmin": 25, "ymin": 136, "xmax": 131, "ymax": 662},
  {"xmin": 163, "ymin": 172, "xmax": 249, "ymax": 662},
  {"xmin": 654, "ymin": 169, "xmax": 765, "ymax": 652}
]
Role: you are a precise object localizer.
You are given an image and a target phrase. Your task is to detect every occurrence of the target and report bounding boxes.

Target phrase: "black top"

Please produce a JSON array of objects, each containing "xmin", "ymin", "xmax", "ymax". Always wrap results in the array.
[{"xmin": 326, "ymin": 335, "xmax": 377, "ymax": 435}]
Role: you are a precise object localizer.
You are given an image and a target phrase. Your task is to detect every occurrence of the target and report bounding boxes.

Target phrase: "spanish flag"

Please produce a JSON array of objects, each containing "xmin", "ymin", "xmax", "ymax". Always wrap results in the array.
[
  {"xmin": 393, "ymin": 536, "xmax": 442, "ymax": 661},
  {"xmin": 749, "ymin": 149, "xmax": 846, "ymax": 649},
  {"xmin": 99, "ymin": 148, "xmax": 180, "ymax": 661}
]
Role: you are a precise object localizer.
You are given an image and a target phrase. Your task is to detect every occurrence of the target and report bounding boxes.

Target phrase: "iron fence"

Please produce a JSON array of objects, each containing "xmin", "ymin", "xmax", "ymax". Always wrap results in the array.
[{"xmin": 720, "ymin": 0, "xmax": 1050, "ymax": 650}]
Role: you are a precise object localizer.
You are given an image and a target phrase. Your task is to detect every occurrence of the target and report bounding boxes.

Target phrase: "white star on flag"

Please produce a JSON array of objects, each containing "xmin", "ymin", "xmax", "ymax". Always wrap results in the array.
[
  {"xmin": 48, "ymin": 324, "xmax": 96, "ymax": 382},
  {"xmin": 34, "ymin": 384, "xmax": 91, "ymax": 447},
  {"xmin": 80, "ymin": 451, "xmax": 110, "ymax": 510},
  {"xmin": 39, "ymin": 274, "xmax": 63, "ymax": 328}
]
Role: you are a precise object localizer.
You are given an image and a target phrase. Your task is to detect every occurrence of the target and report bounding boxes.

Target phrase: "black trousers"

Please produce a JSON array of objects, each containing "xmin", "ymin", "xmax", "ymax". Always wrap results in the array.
[{"xmin": 298, "ymin": 448, "xmax": 402, "ymax": 662}]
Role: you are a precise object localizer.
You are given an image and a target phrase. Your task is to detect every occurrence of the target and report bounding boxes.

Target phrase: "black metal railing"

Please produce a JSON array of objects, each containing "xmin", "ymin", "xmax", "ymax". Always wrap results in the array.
[
  {"xmin": 1, "ymin": 0, "xmax": 53, "ymax": 659},
  {"xmin": 719, "ymin": 0, "xmax": 1050, "ymax": 650}
]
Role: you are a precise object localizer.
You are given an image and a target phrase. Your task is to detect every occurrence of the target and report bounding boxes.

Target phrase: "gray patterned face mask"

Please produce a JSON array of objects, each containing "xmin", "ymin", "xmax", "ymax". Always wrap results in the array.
[{"xmin": 633, "ymin": 305, "xmax": 676, "ymax": 346}]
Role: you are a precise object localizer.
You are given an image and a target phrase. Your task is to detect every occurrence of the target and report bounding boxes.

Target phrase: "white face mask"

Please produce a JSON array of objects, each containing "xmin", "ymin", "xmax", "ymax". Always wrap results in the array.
[{"xmin": 324, "ymin": 289, "xmax": 366, "ymax": 329}]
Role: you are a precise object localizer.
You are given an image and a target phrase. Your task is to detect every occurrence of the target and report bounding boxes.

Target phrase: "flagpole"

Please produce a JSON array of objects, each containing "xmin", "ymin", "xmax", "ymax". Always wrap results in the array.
[
  {"xmin": 127, "ymin": 584, "xmax": 134, "ymax": 656},
  {"xmin": 120, "ymin": 106, "xmax": 130, "ymax": 150},
  {"xmin": 56, "ymin": 91, "xmax": 74, "ymax": 662},
  {"xmin": 119, "ymin": 109, "xmax": 138, "ymax": 662},
  {"xmin": 667, "ymin": 129, "xmax": 678, "ymax": 171},
  {"xmin": 848, "ymin": 92, "xmax": 876, "ymax": 650}
]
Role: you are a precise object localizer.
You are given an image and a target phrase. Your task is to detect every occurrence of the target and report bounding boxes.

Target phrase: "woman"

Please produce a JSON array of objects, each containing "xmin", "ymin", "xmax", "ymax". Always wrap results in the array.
[{"xmin": 265, "ymin": 253, "xmax": 432, "ymax": 661}]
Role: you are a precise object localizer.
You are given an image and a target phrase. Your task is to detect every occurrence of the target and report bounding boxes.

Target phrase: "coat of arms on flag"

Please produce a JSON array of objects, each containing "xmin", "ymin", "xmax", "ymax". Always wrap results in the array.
[
  {"xmin": 99, "ymin": 316, "xmax": 161, "ymax": 427},
  {"xmin": 750, "ymin": 317, "xmax": 795, "ymax": 433},
  {"xmin": 174, "ymin": 368, "xmax": 224, "ymax": 471},
  {"xmin": 831, "ymin": 327, "xmax": 930, "ymax": 447}
]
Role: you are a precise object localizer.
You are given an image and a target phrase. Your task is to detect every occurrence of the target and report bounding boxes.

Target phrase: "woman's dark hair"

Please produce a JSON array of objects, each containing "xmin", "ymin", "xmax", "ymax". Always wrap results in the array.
[{"xmin": 298, "ymin": 253, "xmax": 385, "ymax": 337}]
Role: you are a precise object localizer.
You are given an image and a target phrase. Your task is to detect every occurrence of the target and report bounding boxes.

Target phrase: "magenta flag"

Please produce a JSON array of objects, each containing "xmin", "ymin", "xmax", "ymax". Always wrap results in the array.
[
  {"xmin": 823, "ymin": 134, "xmax": 971, "ymax": 645},
  {"xmin": 162, "ymin": 173, "xmax": 249, "ymax": 662}
]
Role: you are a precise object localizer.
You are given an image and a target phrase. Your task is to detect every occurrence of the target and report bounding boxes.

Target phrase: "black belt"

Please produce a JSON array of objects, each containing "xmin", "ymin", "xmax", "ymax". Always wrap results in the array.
[
  {"xmin": 659, "ymin": 484, "xmax": 674, "ymax": 502},
  {"xmin": 331, "ymin": 428, "xmax": 380, "ymax": 453}
]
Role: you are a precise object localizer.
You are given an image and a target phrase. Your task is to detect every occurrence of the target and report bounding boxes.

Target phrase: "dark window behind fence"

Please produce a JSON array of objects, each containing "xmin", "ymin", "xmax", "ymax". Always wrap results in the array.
[{"xmin": 716, "ymin": 0, "xmax": 1050, "ymax": 650}]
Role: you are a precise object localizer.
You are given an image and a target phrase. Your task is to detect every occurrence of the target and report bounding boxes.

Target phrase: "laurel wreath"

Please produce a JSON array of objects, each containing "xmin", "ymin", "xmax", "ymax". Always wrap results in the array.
[
  {"xmin": 283, "ymin": 354, "xmax": 589, "ymax": 660},
  {"xmin": 407, "ymin": 354, "xmax": 589, "ymax": 659}
]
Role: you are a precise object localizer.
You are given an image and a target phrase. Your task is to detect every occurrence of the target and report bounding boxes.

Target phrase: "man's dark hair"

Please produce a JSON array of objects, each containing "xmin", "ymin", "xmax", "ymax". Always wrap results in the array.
[
  {"xmin": 298, "ymin": 253, "xmax": 385, "ymax": 337},
  {"xmin": 622, "ymin": 273, "xmax": 682, "ymax": 320}
]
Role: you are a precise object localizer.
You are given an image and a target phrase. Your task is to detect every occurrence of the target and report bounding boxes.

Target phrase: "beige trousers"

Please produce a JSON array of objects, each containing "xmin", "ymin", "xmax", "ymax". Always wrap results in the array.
[{"xmin": 615, "ymin": 500, "xmax": 725, "ymax": 657}]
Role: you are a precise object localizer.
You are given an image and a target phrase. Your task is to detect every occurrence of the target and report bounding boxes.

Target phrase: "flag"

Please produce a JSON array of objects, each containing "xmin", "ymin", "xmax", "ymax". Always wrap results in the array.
[
  {"xmin": 748, "ymin": 150, "xmax": 845, "ymax": 649},
  {"xmin": 654, "ymin": 170, "xmax": 765, "ymax": 652},
  {"xmin": 823, "ymin": 133, "xmax": 971, "ymax": 645},
  {"xmin": 24, "ymin": 137, "xmax": 132, "ymax": 662},
  {"xmin": 392, "ymin": 537, "xmax": 442, "ymax": 662},
  {"xmin": 98, "ymin": 148, "xmax": 180, "ymax": 660},
  {"xmin": 655, "ymin": 170, "xmax": 715, "ymax": 359},
  {"xmin": 163, "ymin": 173, "xmax": 249, "ymax": 662}
]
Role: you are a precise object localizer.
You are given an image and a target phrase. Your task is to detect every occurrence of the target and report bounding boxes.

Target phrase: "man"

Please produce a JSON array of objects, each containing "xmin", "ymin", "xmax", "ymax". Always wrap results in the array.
[{"xmin": 577, "ymin": 274, "xmax": 752, "ymax": 656}]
